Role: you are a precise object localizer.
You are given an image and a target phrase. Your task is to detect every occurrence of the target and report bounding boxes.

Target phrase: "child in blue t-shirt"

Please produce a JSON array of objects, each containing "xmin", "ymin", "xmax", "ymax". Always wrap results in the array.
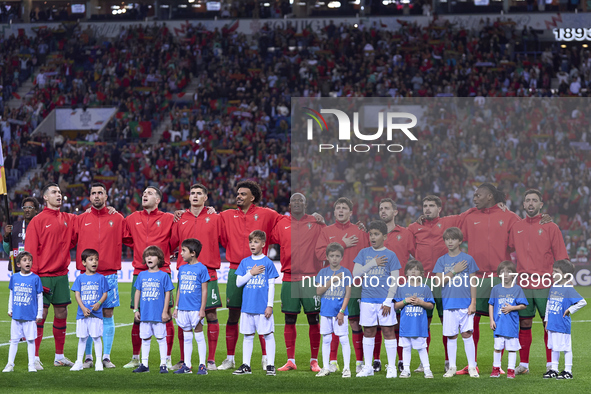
[
  {"xmin": 352, "ymin": 221, "xmax": 401, "ymax": 378},
  {"xmin": 315, "ymin": 242, "xmax": 352, "ymax": 378},
  {"xmin": 488, "ymin": 261, "xmax": 528, "ymax": 379},
  {"xmin": 172, "ymin": 238, "xmax": 210, "ymax": 375},
  {"xmin": 543, "ymin": 260, "xmax": 587, "ymax": 380},
  {"xmin": 394, "ymin": 259, "xmax": 435, "ymax": 379},
  {"xmin": 70, "ymin": 249, "xmax": 109, "ymax": 372},
  {"xmin": 3, "ymin": 252, "xmax": 43, "ymax": 373},
  {"xmin": 433, "ymin": 227, "xmax": 479, "ymax": 378},
  {"xmin": 132, "ymin": 246, "xmax": 175, "ymax": 374},
  {"xmin": 233, "ymin": 230, "xmax": 279, "ymax": 376}
]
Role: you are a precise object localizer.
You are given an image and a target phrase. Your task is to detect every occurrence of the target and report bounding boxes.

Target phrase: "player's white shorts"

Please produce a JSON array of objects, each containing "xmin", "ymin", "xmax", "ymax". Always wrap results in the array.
[
  {"xmin": 140, "ymin": 322, "xmax": 166, "ymax": 339},
  {"xmin": 11, "ymin": 320, "xmax": 37, "ymax": 341},
  {"xmin": 240, "ymin": 312, "xmax": 274, "ymax": 335},
  {"xmin": 76, "ymin": 316, "xmax": 103, "ymax": 338},
  {"xmin": 320, "ymin": 315, "xmax": 349, "ymax": 337},
  {"xmin": 442, "ymin": 309, "xmax": 474, "ymax": 336},
  {"xmin": 175, "ymin": 310, "xmax": 204, "ymax": 331},
  {"xmin": 399, "ymin": 336, "xmax": 427, "ymax": 350},
  {"xmin": 359, "ymin": 302, "xmax": 397, "ymax": 327},
  {"xmin": 102, "ymin": 274, "xmax": 120, "ymax": 309},
  {"xmin": 547, "ymin": 331, "xmax": 572, "ymax": 352},
  {"xmin": 494, "ymin": 336, "xmax": 521, "ymax": 351}
]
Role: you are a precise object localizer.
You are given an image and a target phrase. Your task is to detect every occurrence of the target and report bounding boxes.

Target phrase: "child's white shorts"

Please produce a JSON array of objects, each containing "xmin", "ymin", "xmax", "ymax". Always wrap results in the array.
[
  {"xmin": 442, "ymin": 309, "xmax": 474, "ymax": 336},
  {"xmin": 176, "ymin": 310, "xmax": 204, "ymax": 331},
  {"xmin": 240, "ymin": 312, "xmax": 274, "ymax": 335},
  {"xmin": 494, "ymin": 336, "xmax": 521, "ymax": 351},
  {"xmin": 11, "ymin": 320, "xmax": 37, "ymax": 341},
  {"xmin": 320, "ymin": 315, "xmax": 349, "ymax": 336},
  {"xmin": 399, "ymin": 336, "xmax": 427, "ymax": 350},
  {"xmin": 76, "ymin": 316, "xmax": 103, "ymax": 338},
  {"xmin": 140, "ymin": 322, "xmax": 166, "ymax": 339},
  {"xmin": 547, "ymin": 331, "xmax": 572, "ymax": 352},
  {"xmin": 359, "ymin": 302, "xmax": 397, "ymax": 327}
]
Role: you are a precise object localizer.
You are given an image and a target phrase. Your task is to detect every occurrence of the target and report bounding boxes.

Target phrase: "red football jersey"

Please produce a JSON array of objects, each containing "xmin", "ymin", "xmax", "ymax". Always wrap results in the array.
[
  {"xmin": 25, "ymin": 208, "xmax": 77, "ymax": 277},
  {"xmin": 170, "ymin": 209, "xmax": 224, "ymax": 280},
  {"xmin": 220, "ymin": 205, "xmax": 280, "ymax": 269},
  {"xmin": 460, "ymin": 205, "xmax": 521, "ymax": 276},
  {"xmin": 384, "ymin": 225, "xmax": 415, "ymax": 274},
  {"xmin": 125, "ymin": 209, "xmax": 175, "ymax": 275},
  {"xmin": 270, "ymin": 214, "xmax": 326, "ymax": 281},
  {"xmin": 315, "ymin": 221, "xmax": 369, "ymax": 272},
  {"xmin": 508, "ymin": 214, "xmax": 568, "ymax": 289},
  {"xmin": 75, "ymin": 207, "xmax": 132, "ymax": 276}
]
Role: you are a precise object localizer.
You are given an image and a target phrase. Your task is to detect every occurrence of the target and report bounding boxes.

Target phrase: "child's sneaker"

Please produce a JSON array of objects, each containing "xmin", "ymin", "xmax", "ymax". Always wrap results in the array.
[
  {"xmin": 55, "ymin": 357, "xmax": 74, "ymax": 367},
  {"xmin": 2, "ymin": 363, "xmax": 14, "ymax": 373},
  {"xmin": 399, "ymin": 369, "xmax": 410, "ymax": 378},
  {"xmin": 218, "ymin": 358, "xmax": 235, "ymax": 370},
  {"xmin": 266, "ymin": 365, "xmax": 276, "ymax": 376},
  {"xmin": 82, "ymin": 358, "xmax": 93, "ymax": 369},
  {"xmin": 233, "ymin": 364, "xmax": 252, "ymax": 375},
  {"xmin": 490, "ymin": 366, "xmax": 501, "ymax": 378},
  {"xmin": 197, "ymin": 364, "xmax": 208, "ymax": 375},
  {"xmin": 443, "ymin": 367, "xmax": 457, "ymax": 378},
  {"xmin": 207, "ymin": 361, "xmax": 217, "ymax": 371},
  {"xmin": 469, "ymin": 367, "xmax": 480, "ymax": 378},
  {"xmin": 373, "ymin": 360, "xmax": 382, "ymax": 372},
  {"xmin": 515, "ymin": 365, "xmax": 529, "ymax": 375},
  {"xmin": 424, "ymin": 369, "xmax": 434, "ymax": 379},
  {"xmin": 329, "ymin": 360, "xmax": 340, "ymax": 373},
  {"xmin": 34, "ymin": 360, "xmax": 44, "ymax": 371},
  {"xmin": 160, "ymin": 365, "xmax": 169, "ymax": 374},
  {"xmin": 356, "ymin": 365, "xmax": 374, "ymax": 377},
  {"xmin": 174, "ymin": 364, "xmax": 192, "ymax": 374},
  {"xmin": 507, "ymin": 369, "xmax": 515, "ymax": 379},
  {"xmin": 28, "ymin": 365, "xmax": 37, "ymax": 372},
  {"xmin": 133, "ymin": 364, "xmax": 150, "ymax": 373},
  {"xmin": 95, "ymin": 363, "xmax": 103, "ymax": 372},
  {"xmin": 342, "ymin": 368, "xmax": 351, "ymax": 378},
  {"xmin": 316, "ymin": 368, "xmax": 331, "ymax": 377},
  {"xmin": 171, "ymin": 360, "xmax": 184, "ymax": 371},
  {"xmin": 70, "ymin": 361, "xmax": 84, "ymax": 371},
  {"xmin": 124, "ymin": 358, "xmax": 140, "ymax": 369},
  {"xmin": 543, "ymin": 369, "xmax": 558, "ymax": 379},
  {"xmin": 386, "ymin": 365, "xmax": 398, "ymax": 378},
  {"xmin": 556, "ymin": 371, "xmax": 573, "ymax": 380},
  {"xmin": 414, "ymin": 363, "xmax": 424, "ymax": 373}
]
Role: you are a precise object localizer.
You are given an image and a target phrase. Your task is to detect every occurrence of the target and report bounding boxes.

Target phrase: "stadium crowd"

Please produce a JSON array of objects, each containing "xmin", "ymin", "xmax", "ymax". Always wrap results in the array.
[{"xmin": 1, "ymin": 16, "xmax": 590, "ymax": 261}]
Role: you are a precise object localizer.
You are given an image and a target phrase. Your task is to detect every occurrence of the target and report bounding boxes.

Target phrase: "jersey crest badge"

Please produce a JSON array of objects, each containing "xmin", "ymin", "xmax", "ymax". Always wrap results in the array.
[
  {"xmin": 499, "ymin": 220, "xmax": 504, "ymax": 226},
  {"xmin": 307, "ymin": 223, "xmax": 312, "ymax": 229},
  {"xmin": 109, "ymin": 220, "xmax": 113, "ymax": 227},
  {"xmin": 538, "ymin": 229, "xmax": 543, "ymax": 236},
  {"xmin": 254, "ymin": 214, "xmax": 259, "ymax": 221},
  {"xmin": 64, "ymin": 221, "xmax": 68, "ymax": 227},
  {"xmin": 437, "ymin": 223, "xmax": 442, "ymax": 228},
  {"xmin": 205, "ymin": 217, "xmax": 210, "ymax": 223},
  {"xmin": 397, "ymin": 235, "xmax": 402, "ymax": 241},
  {"xmin": 156, "ymin": 220, "xmax": 161, "ymax": 227}
]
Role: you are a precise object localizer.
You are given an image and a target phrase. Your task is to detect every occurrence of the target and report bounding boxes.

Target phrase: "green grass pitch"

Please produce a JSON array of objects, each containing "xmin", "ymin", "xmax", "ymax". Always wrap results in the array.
[{"xmin": 1, "ymin": 284, "xmax": 590, "ymax": 393}]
